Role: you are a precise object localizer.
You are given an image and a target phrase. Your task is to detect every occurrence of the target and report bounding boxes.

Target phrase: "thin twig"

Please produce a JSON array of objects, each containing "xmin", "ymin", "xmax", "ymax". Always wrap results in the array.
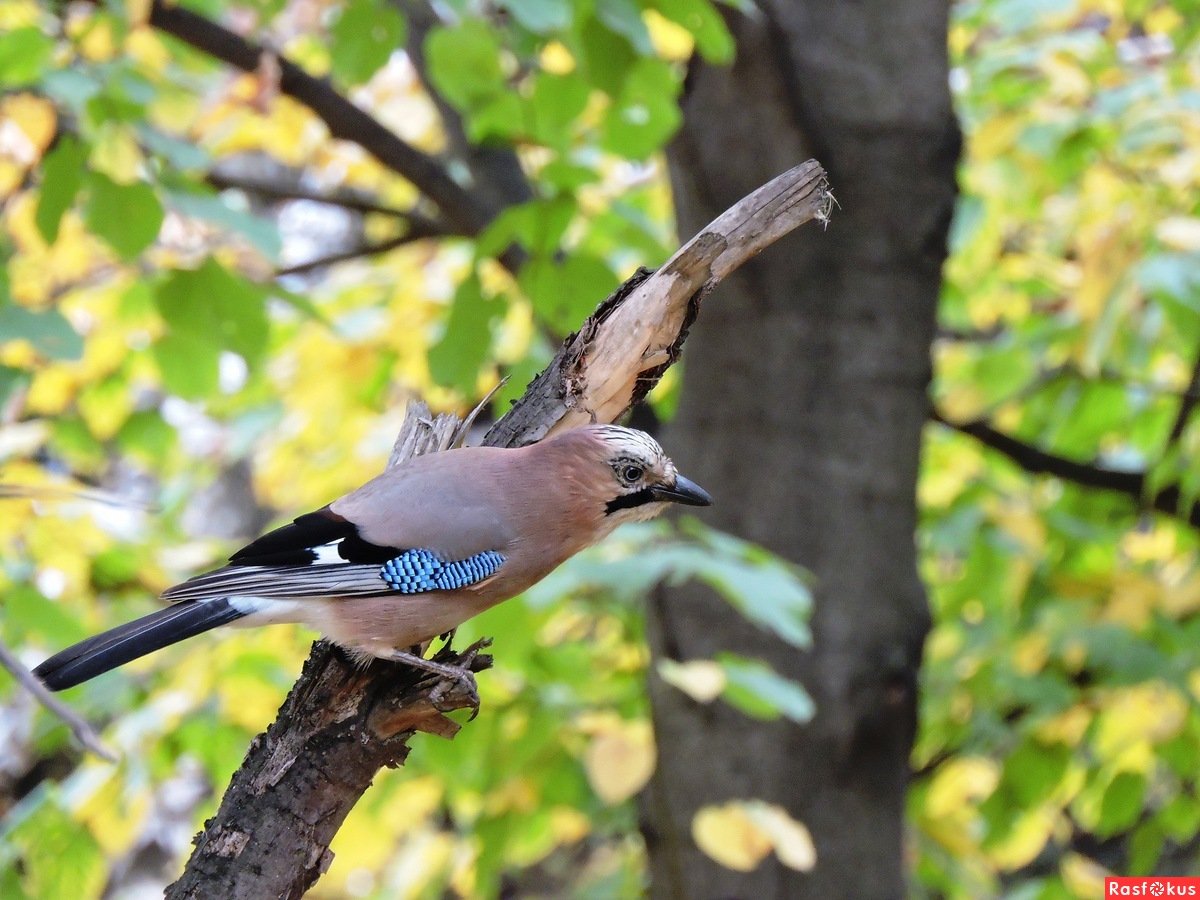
[
  {"xmin": 1166, "ymin": 347, "xmax": 1200, "ymax": 449},
  {"xmin": 0, "ymin": 639, "xmax": 116, "ymax": 761},
  {"xmin": 206, "ymin": 172, "xmax": 437, "ymax": 221},
  {"xmin": 0, "ymin": 483, "xmax": 157, "ymax": 511},
  {"xmin": 931, "ymin": 409, "xmax": 1200, "ymax": 529},
  {"xmin": 274, "ymin": 228, "xmax": 441, "ymax": 277}
]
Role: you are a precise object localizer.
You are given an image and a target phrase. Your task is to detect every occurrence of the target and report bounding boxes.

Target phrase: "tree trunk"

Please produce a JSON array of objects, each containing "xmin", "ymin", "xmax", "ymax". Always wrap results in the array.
[{"xmin": 643, "ymin": 3, "xmax": 959, "ymax": 898}]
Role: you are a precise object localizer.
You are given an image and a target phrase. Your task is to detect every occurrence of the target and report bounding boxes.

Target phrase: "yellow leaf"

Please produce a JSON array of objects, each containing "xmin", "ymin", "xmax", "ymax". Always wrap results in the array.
[
  {"xmin": 1036, "ymin": 705, "xmax": 1093, "ymax": 746},
  {"xmin": 646, "ymin": 9, "xmax": 694, "ymax": 61},
  {"xmin": 1061, "ymin": 851, "xmax": 1109, "ymax": 900},
  {"xmin": 1102, "ymin": 571, "xmax": 1159, "ymax": 628},
  {"xmin": 583, "ymin": 719, "xmax": 656, "ymax": 805},
  {"xmin": 1162, "ymin": 573, "xmax": 1200, "ymax": 619},
  {"xmin": 692, "ymin": 803, "xmax": 772, "ymax": 872},
  {"xmin": 1, "ymin": 93, "xmax": 56, "ymax": 160},
  {"xmin": 539, "ymin": 41, "xmax": 575, "ymax": 75},
  {"xmin": 549, "ymin": 806, "xmax": 590, "ymax": 845},
  {"xmin": 1012, "ymin": 633, "xmax": 1049, "ymax": 676},
  {"xmin": 1094, "ymin": 681, "xmax": 1187, "ymax": 758},
  {"xmin": 657, "ymin": 659, "xmax": 726, "ymax": 703},
  {"xmin": 1145, "ymin": 5, "xmax": 1183, "ymax": 34},
  {"xmin": 90, "ymin": 124, "xmax": 144, "ymax": 184},
  {"xmin": 125, "ymin": 0, "xmax": 152, "ymax": 27},
  {"xmin": 987, "ymin": 806, "xmax": 1057, "ymax": 871},
  {"xmin": 925, "ymin": 757, "xmax": 1000, "ymax": 819},
  {"xmin": 745, "ymin": 803, "xmax": 817, "ymax": 872},
  {"xmin": 1121, "ymin": 525, "xmax": 1176, "ymax": 563},
  {"xmin": 692, "ymin": 801, "xmax": 816, "ymax": 873}
]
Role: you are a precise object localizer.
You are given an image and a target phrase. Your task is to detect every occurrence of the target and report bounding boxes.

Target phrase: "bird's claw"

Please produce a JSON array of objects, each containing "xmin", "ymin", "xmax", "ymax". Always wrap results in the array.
[{"xmin": 428, "ymin": 666, "xmax": 479, "ymax": 719}]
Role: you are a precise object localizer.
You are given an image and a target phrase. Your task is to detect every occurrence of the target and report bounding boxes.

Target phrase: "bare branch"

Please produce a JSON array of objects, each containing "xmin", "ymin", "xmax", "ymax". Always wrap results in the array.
[
  {"xmin": 0, "ymin": 638, "xmax": 116, "ymax": 762},
  {"xmin": 486, "ymin": 160, "xmax": 833, "ymax": 445},
  {"xmin": 274, "ymin": 228, "xmax": 442, "ymax": 277},
  {"xmin": 205, "ymin": 172, "xmax": 441, "ymax": 223},
  {"xmin": 1166, "ymin": 347, "xmax": 1200, "ymax": 449},
  {"xmin": 932, "ymin": 409, "xmax": 1200, "ymax": 529}
]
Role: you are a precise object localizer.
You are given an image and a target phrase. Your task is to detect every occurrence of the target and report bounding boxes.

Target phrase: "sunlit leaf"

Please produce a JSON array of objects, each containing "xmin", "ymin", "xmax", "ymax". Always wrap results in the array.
[
  {"xmin": 329, "ymin": 0, "xmax": 406, "ymax": 86},
  {"xmin": 83, "ymin": 173, "xmax": 163, "ymax": 261},
  {"xmin": 35, "ymin": 137, "xmax": 88, "ymax": 245},
  {"xmin": 0, "ymin": 306, "xmax": 83, "ymax": 361},
  {"xmin": 715, "ymin": 653, "xmax": 815, "ymax": 723}
]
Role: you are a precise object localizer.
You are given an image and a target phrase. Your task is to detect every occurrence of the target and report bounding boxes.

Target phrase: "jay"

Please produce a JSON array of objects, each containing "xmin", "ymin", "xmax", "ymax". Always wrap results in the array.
[{"xmin": 34, "ymin": 425, "xmax": 711, "ymax": 693}]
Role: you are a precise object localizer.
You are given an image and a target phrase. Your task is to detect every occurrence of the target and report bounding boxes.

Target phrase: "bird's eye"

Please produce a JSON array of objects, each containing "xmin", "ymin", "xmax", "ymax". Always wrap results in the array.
[{"xmin": 621, "ymin": 464, "xmax": 644, "ymax": 483}]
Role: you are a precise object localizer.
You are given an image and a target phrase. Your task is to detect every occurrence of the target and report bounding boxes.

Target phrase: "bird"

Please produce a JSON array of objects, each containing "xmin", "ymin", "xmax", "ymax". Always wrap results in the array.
[{"xmin": 33, "ymin": 424, "xmax": 711, "ymax": 696}]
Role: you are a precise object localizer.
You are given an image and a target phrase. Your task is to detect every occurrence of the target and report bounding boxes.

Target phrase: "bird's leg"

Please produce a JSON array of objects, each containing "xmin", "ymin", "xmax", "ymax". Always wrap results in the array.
[
  {"xmin": 437, "ymin": 628, "xmax": 457, "ymax": 651},
  {"xmin": 384, "ymin": 647, "xmax": 479, "ymax": 714}
]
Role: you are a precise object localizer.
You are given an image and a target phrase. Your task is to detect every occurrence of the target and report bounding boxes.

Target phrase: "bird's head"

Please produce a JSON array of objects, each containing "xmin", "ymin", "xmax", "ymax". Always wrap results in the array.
[{"xmin": 575, "ymin": 424, "xmax": 712, "ymax": 525}]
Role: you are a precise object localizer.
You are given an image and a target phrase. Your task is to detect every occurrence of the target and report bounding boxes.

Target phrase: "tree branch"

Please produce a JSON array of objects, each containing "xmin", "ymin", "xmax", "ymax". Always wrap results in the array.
[
  {"xmin": 274, "ymin": 229, "xmax": 443, "ymax": 277},
  {"xmin": 205, "ymin": 172, "xmax": 442, "ymax": 223},
  {"xmin": 165, "ymin": 160, "xmax": 831, "ymax": 899},
  {"xmin": 1166, "ymin": 346, "xmax": 1200, "ymax": 449},
  {"xmin": 0, "ymin": 638, "xmax": 116, "ymax": 761},
  {"xmin": 932, "ymin": 409, "xmax": 1200, "ymax": 529},
  {"xmin": 145, "ymin": 0, "xmax": 491, "ymax": 236}
]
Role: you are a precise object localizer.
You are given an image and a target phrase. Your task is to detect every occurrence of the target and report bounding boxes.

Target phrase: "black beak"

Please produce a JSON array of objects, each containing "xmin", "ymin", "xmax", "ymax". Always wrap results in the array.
[{"xmin": 651, "ymin": 474, "xmax": 713, "ymax": 507}]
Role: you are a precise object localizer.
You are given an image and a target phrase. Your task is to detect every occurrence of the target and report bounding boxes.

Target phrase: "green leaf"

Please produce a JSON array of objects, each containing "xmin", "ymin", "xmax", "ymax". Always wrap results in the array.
[
  {"xmin": 526, "ymin": 520, "xmax": 813, "ymax": 648},
  {"xmin": 35, "ymin": 137, "xmax": 88, "ymax": 245},
  {"xmin": 117, "ymin": 410, "xmax": 176, "ymax": 465},
  {"xmin": 519, "ymin": 253, "xmax": 618, "ymax": 333},
  {"xmin": 1097, "ymin": 771, "xmax": 1146, "ymax": 838},
  {"xmin": 428, "ymin": 273, "xmax": 497, "ymax": 392},
  {"xmin": 329, "ymin": 0, "xmax": 406, "ymax": 86},
  {"xmin": 652, "ymin": 0, "xmax": 734, "ymax": 63},
  {"xmin": 155, "ymin": 258, "xmax": 270, "ymax": 366},
  {"xmin": 425, "ymin": 21, "xmax": 505, "ymax": 111},
  {"xmin": 504, "ymin": 0, "xmax": 572, "ymax": 33},
  {"xmin": 6, "ymin": 800, "xmax": 106, "ymax": 900},
  {"xmin": 152, "ymin": 331, "xmax": 220, "ymax": 399},
  {"xmin": 466, "ymin": 92, "xmax": 526, "ymax": 143},
  {"xmin": 600, "ymin": 58, "xmax": 682, "ymax": 159},
  {"xmin": 527, "ymin": 71, "xmax": 591, "ymax": 148},
  {"xmin": 83, "ymin": 174, "xmax": 164, "ymax": 261},
  {"xmin": 595, "ymin": 0, "xmax": 653, "ymax": 55},
  {"xmin": 1000, "ymin": 740, "xmax": 1070, "ymax": 807},
  {"xmin": 0, "ymin": 365, "xmax": 30, "ymax": 410},
  {"xmin": 0, "ymin": 306, "xmax": 83, "ymax": 360},
  {"xmin": 138, "ymin": 126, "xmax": 210, "ymax": 170},
  {"xmin": 538, "ymin": 160, "xmax": 600, "ymax": 191},
  {"xmin": 0, "ymin": 28, "xmax": 54, "ymax": 86},
  {"xmin": 577, "ymin": 15, "xmax": 638, "ymax": 96},
  {"xmin": 476, "ymin": 198, "xmax": 576, "ymax": 259},
  {"xmin": 716, "ymin": 653, "xmax": 816, "ymax": 723}
]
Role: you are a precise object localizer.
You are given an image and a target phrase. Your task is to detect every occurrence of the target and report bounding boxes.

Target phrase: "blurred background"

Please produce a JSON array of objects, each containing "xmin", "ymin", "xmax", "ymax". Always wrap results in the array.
[{"xmin": 0, "ymin": 0, "xmax": 1197, "ymax": 897}]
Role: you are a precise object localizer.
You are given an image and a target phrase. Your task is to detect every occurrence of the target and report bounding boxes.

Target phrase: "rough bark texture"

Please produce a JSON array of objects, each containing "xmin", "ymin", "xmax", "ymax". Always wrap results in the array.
[
  {"xmin": 643, "ymin": 4, "xmax": 960, "ymax": 899},
  {"xmin": 166, "ymin": 164, "xmax": 830, "ymax": 899}
]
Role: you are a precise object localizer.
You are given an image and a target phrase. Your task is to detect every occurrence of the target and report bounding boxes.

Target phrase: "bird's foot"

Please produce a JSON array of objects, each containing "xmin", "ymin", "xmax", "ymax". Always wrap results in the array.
[{"xmin": 385, "ymin": 648, "xmax": 479, "ymax": 718}]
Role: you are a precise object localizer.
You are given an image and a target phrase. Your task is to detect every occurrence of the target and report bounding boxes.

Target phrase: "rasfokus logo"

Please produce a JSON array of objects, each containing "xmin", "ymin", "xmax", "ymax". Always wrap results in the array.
[{"xmin": 1106, "ymin": 878, "xmax": 1200, "ymax": 896}]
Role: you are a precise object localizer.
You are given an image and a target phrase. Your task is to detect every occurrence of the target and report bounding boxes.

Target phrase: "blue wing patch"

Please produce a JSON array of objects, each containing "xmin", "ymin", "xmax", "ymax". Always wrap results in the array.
[{"xmin": 379, "ymin": 549, "xmax": 505, "ymax": 594}]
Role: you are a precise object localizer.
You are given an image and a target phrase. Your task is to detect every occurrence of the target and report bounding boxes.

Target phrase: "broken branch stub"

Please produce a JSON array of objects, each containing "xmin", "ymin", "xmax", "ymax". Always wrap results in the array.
[{"xmin": 485, "ymin": 159, "xmax": 831, "ymax": 448}]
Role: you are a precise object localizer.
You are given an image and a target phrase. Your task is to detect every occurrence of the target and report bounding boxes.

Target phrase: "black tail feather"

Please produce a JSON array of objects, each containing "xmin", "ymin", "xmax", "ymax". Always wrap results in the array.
[{"xmin": 34, "ymin": 600, "xmax": 245, "ymax": 691}]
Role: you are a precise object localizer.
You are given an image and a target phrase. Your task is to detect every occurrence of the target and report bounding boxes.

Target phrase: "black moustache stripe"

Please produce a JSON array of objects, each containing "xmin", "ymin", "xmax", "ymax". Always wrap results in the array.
[{"xmin": 605, "ymin": 488, "xmax": 656, "ymax": 516}]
